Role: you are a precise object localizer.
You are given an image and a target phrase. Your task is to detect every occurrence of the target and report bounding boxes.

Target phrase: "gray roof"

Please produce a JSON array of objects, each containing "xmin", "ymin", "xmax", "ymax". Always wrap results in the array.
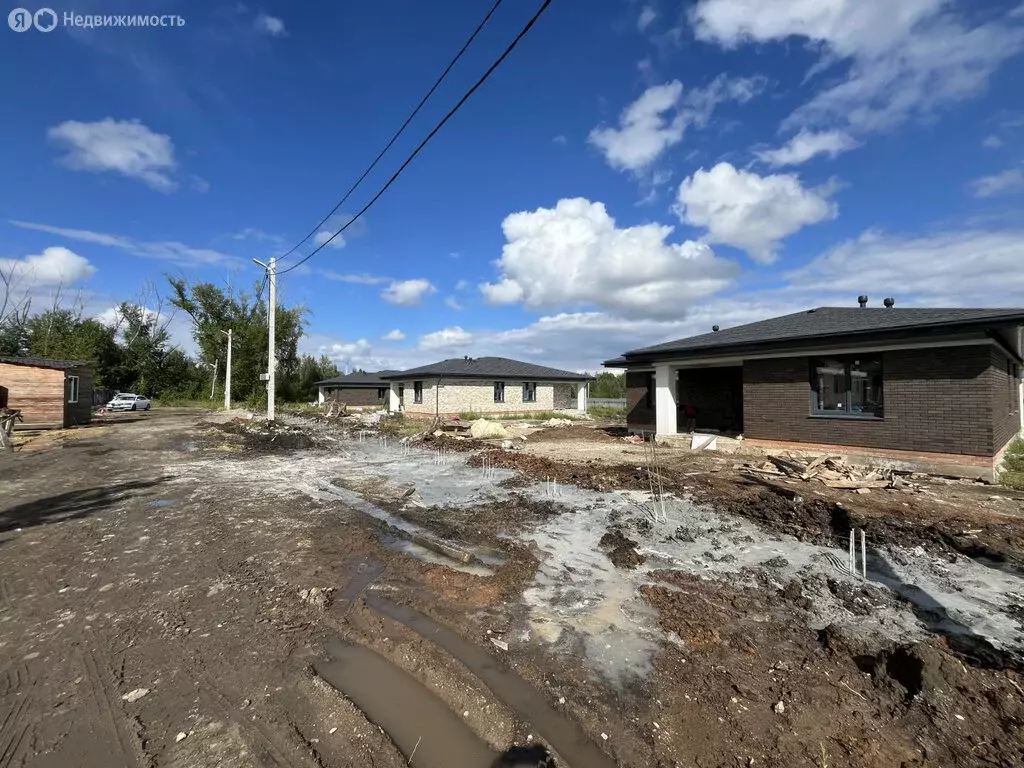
[
  {"xmin": 610, "ymin": 307, "xmax": 1024, "ymax": 363},
  {"xmin": 314, "ymin": 370, "xmax": 398, "ymax": 387},
  {"xmin": 382, "ymin": 357, "xmax": 591, "ymax": 382},
  {"xmin": 0, "ymin": 356, "xmax": 90, "ymax": 370}
]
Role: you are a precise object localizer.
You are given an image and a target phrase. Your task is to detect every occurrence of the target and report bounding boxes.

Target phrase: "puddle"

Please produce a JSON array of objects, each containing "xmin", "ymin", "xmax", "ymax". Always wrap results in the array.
[
  {"xmin": 367, "ymin": 595, "xmax": 617, "ymax": 768},
  {"xmin": 315, "ymin": 639, "xmax": 495, "ymax": 768},
  {"xmin": 149, "ymin": 499, "xmax": 178, "ymax": 509}
]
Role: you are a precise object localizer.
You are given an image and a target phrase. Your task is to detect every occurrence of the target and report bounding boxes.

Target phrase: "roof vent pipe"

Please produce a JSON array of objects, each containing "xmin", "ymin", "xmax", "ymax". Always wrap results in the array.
[
  {"xmin": 883, "ymin": 297, "xmax": 895, "ymax": 308},
  {"xmin": 712, "ymin": 325, "xmax": 720, "ymax": 332},
  {"xmin": 858, "ymin": 295, "xmax": 869, "ymax": 308}
]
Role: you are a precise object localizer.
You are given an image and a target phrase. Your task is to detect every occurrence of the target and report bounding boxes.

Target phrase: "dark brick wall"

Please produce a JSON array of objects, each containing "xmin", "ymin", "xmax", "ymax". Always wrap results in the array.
[
  {"xmin": 990, "ymin": 347, "xmax": 1022, "ymax": 452},
  {"xmin": 677, "ymin": 367, "xmax": 743, "ymax": 431},
  {"xmin": 626, "ymin": 371, "xmax": 655, "ymax": 428},
  {"xmin": 323, "ymin": 386, "xmax": 386, "ymax": 406},
  {"xmin": 743, "ymin": 345, "xmax": 1003, "ymax": 456}
]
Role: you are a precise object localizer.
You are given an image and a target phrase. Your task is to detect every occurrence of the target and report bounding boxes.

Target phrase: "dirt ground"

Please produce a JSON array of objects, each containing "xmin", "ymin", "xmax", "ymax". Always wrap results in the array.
[{"xmin": 2, "ymin": 412, "xmax": 1022, "ymax": 768}]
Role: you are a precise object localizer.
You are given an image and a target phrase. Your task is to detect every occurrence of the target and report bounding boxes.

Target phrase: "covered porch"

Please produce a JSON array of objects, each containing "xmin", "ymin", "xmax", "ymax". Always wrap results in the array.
[{"xmin": 629, "ymin": 362, "xmax": 745, "ymax": 438}]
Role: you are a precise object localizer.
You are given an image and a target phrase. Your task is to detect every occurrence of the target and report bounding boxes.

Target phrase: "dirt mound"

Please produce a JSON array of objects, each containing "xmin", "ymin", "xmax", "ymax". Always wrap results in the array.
[
  {"xmin": 526, "ymin": 425, "xmax": 618, "ymax": 443},
  {"xmin": 211, "ymin": 419, "xmax": 316, "ymax": 452},
  {"xmin": 598, "ymin": 529, "xmax": 645, "ymax": 569}
]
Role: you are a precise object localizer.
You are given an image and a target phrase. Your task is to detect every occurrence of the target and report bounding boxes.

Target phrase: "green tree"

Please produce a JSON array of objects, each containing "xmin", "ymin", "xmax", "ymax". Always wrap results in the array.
[
  {"xmin": 25, "ymin": 310, "xmax": 123, "ymax": 386},
  {"xmin": 168, "ymin": 278, "xmax": 307, "ymax": 403},
  {"xmin": 590, "ymin": 371, "xmax": 626, "ymax": 399}
]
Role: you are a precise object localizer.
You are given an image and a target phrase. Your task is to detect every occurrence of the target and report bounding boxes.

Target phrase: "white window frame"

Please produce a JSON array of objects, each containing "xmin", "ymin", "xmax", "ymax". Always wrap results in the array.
[{"xmin": 67, "ymin": 375, "xmax": 80, "ymax": 404}]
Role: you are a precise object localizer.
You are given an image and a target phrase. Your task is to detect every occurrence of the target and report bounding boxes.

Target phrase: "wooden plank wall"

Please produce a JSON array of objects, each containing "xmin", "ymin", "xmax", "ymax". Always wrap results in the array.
[
  {"xmin": 0, "ymin": 363, "xmax": 65, "ymax": 428},
  {"xmin": 64, "ymin": 366, "xmax": 93, "ymax": 426}
]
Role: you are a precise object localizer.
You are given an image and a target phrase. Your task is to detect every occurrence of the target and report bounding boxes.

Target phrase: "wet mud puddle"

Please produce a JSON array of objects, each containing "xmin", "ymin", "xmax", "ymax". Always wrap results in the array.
[
  {"xmin": 315, "ymin": 639, "xmax": 496, "ymax": 768},
  {"xmin": 368, "ymin": 595, "xmax": 618, "ymax": 768}
]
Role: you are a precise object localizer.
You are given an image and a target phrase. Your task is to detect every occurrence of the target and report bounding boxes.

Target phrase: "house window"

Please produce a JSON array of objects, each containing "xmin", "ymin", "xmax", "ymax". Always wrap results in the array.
[
  {"xmin": 494, "ymin": 381, "xmax": 505, "ymax": 403},
  {"xmin": 377, "ymin": 387, "xmax": 386, "ymax": 400},
  {"xmin": 810, "ymin": 356, "xmax": 883, "ymax": 418},
  {"xmin": 413, "ymin": 381, "xmax": 423, "ymax": 404},
  {"xmin": 522, "ymin": 382, "xmax": 537, "ymax": 403},
  {"xmin": 645, "ymin": 373, "xmax": 654, "ymax": 410},
  {"xmin": 67, "ymin": 375, "xmax": 80, "ymax": 404}
]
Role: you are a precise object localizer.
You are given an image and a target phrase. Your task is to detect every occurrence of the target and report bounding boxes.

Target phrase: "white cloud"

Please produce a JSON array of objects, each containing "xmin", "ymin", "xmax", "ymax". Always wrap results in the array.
[
  {"xmin": 588, "ymin": 76, "xmax": 766, "ymax": 173},
  {"xmin": 454, "ymin": 279, "xmax": 469, "ymax": 291},
  {"xmin": 313, "ymin": 230, "xmax": 345, "ymax": 249},
  {"xmin": 9, "ymin": 220, "xmax": 240, "ymax": 268},
  {"xmin": 786, "ymin": 228, "xmax": 1024, "ymax": 306},
  {"xmin": 0, "ymin": 246, "xmax": 95, "ymax": 286},
  {"xmin": 589, "ymin": 81, "xmax": 685, "ymax": 173},
  {"xmin": 982, "ymin": 135, "xmax": 1003, "ymax": 150},
  {"xmin": 381, "ymin": 279, "xmax": 436, "ymax": 306},
  {"xmin": 479, "ymin": 198, "xmax": 738, "ymax": 318},
  {"xmin": 383, "ymin": 329, "xmax": 406, "ymax": 342},
  {"xmin": 970, "ymin": 167, "xmax": 1024, "ymax": 198},
  {"xmin": 320, "ymin": 270, "xmax": 389, "ymax": 285},
  {"xmin": 47, "ymin": 118, "xmax": 178, "ymax": 192},
  {"xmin": 444, "ymin": 296, "xmax": 463, "ymax": 310},
  {"xmin": 552, "ymin": 135, "xmax": 567, "ymax": 145},
  {"xmin": 419, "ymin": 326, "xmax": 473, "ymax": 351},
  {"xmin": 255, "ymin": 13, "xmax": 286, "ymax": 36},
  {"xmin": 755, "ymin": 129, "xmax": 859, "ymax": 167},
  {"xmin": 230, "ymin": 227, "xmax": 285, "ymax": 246},
  {"xmin": 637, "ymin": 6, "xmax": 657, "ymax": 32},
  {"xmin": 690, "ymin": 0, "xmax": 1024, "ymax": 133},
  {"xmin": 675, "ymin": 162, "xmax": 837, "ymax": 263}
]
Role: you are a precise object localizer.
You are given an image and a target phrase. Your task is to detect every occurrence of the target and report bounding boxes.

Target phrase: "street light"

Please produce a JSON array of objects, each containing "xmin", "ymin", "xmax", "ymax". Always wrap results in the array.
[
  {"xmin": 219, "ymin": 328, "xmax": 233, "ymax": 410},
  {"xmin": 252, "ymin": 257, "xmax": 276, "ymax": 421}
]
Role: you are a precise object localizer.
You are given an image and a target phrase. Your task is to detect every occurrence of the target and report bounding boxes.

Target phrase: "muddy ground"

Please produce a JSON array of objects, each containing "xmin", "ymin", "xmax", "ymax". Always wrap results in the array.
[{"xmin": 1, "ymin": 411, "xmax": 1022, "ymax": 768}]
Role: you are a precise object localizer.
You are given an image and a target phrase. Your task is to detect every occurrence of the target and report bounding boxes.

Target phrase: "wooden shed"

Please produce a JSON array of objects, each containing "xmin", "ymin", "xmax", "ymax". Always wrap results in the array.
[{"xmin": 0, "ymin": 357, "xmax": 94, "ymax": 428}]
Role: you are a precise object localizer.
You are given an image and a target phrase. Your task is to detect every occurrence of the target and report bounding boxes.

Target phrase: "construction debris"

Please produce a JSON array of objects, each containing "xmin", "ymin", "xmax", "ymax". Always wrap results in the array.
[{"xmin": 742, "ymin": 454, "xmax": 923, "ymax": 492}]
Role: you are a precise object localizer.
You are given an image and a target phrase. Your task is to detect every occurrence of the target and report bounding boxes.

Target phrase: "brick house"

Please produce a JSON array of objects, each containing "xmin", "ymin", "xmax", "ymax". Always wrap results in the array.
[
  {"xmin": 605, "ymin": 305, "xmax": 1024, "ymax": 479},
  {"xmin": 0, "ymin": 357, "xmax": 94, "ymax": 428},
  {"xmin": 314, "ymin": 370, "xmax": 398, "ymax": 408},
  {"xmin": 381, "ymin": 357, "xmax": 591, "ymax": 417}
]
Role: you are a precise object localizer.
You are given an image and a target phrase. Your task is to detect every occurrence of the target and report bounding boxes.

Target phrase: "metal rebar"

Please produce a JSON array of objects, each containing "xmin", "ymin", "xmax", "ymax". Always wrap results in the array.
[{"xmin": 848, "ymin": 530, "xmax": 855, "ymax": 574}]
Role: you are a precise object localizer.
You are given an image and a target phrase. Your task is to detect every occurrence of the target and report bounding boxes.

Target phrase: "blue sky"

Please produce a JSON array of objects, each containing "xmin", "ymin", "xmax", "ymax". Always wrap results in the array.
[{"xmin": 2, "ymin": 0, "xmax": 1023, "ymax": 372}]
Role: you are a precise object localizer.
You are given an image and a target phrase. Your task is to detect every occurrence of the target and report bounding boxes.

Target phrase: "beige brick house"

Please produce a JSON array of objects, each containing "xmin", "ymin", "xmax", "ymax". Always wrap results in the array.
[{"xmin": 382, "ymin": 357, "xmax": 590, "ymax": 417}]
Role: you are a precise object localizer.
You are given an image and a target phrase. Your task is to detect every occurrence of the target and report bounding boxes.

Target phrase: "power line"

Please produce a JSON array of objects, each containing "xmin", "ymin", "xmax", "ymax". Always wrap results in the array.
[
  {"xmin": 278, "ymin": 0, "xmax": 553, "ymax": 277},
  {"xmin": 275, "ymin": 0, "xmax": 503, "ymax": 268}
]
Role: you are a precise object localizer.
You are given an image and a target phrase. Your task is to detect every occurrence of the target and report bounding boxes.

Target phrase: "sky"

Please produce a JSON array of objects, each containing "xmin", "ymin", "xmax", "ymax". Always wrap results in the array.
[{"xmin": 2, "ymin": 0, "xmax": 1023, "ymax": 373}]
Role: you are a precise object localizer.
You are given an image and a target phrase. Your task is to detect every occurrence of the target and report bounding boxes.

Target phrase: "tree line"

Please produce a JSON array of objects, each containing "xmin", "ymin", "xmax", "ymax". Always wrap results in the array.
[{"xmin": 0, "ymin": 276, "xmax": 340, "ymax": 404}]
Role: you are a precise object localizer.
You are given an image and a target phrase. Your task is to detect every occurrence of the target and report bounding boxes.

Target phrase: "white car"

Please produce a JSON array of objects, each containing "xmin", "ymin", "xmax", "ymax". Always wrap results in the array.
[{"xmin": 106, "ymin": 393, "xmax": 152, "ymax": 412}]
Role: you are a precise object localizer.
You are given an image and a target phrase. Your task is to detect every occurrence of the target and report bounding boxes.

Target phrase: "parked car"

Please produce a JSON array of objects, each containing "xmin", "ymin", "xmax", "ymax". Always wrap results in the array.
[{"xmin": 106, "ymin": 393, "xmax": 152, "ymax": 412}]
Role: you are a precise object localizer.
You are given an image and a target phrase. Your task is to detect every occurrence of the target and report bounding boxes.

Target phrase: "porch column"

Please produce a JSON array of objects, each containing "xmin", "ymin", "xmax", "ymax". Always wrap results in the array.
[
  {"xmin": 388, "ymin": 382, "xmax": 400, "ymax": 413},
  {"xmin": 317, "ymin": 386, "xmax": 326, "ymax": 404},
  {"xmin": 655, "ymin": 364, "xmax": 677, "ymax": 436},
  {"xmin": 576, "ymin": 382, "xmax": 587, "ymax": 413}
]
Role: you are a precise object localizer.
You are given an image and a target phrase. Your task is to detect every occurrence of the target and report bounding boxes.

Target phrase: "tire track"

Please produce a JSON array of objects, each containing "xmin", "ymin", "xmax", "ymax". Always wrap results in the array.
[
  {"xmin": 0, "ymin": 663, "xmax": 35, "ymax": 768},
  {"xmin": 80, "ymin": 647, "xmax": 141, "ymax": 768}
]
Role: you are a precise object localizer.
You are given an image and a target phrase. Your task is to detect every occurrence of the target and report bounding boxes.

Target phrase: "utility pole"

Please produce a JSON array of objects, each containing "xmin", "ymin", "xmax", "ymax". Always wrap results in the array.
[
  {"xmin": 252, "ymin": 256, "xmax": 277, "ymax": 421},
  {"xmin": 220, "ymin": 328, "xmax": 233, "ymax": 410},
  {"xmin": 210, "ymin": 357, "xmax": 218, "ymax": 400}
]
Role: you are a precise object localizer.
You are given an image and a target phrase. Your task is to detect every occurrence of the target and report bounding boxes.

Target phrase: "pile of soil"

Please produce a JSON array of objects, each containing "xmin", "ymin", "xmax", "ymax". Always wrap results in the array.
[
  {"xmin": 639, "ymin": 572, "xmax": 1024, "ymax": 767},
  {"xmin": 598, "ymin": 529, "xmax": 645, "ymax": 569},
  {"xmin": 211, "ymin": 419, "xmax": 316, "ymax": 453},
  {"xmin": 525, "ymin": 425, "xmax": 619, "ymax": 443}
]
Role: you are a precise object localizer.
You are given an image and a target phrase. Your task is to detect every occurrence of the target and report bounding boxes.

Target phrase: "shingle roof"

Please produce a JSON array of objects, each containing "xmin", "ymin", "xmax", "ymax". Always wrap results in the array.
[
  {"xmin": 611, "ymin": 307, "xmax": 1024, "ymax": 362},
  {"xmin": 313, "ymin": 370, "xmax": 399, "ymax": 387},
  {"xmin": 0, "ymin": 356, "xmax": 90, "ymax": 370},
  {"xmin": 381, "ymin": 357, "xmax": 591, "ymax": 381}
]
